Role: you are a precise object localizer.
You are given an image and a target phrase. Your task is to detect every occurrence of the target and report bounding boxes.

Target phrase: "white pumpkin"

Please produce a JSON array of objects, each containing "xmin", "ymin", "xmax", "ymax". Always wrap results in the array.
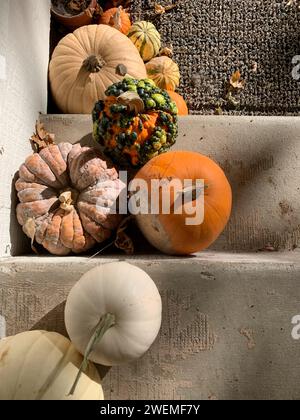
[
  {"xmin": 65, "ymin": 262, "xmax": 162, "ymax": 366},
  {"xmin": 0, "ymin": 330, "xmax": 104, "ymax": 400},
  {"xmin": 49, "ymin": 24, "xmax": 147, "ymax": 114}
]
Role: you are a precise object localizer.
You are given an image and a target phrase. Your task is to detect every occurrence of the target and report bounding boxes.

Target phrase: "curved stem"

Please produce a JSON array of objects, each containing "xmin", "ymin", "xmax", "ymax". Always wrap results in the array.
[
  {"xmin": 69, "ymin": 313, "xmax": 116, "ymax": 396},
  {"xmin": 178, "ymin": 184, "xmax": 209, "ymax": 202},
  {"xmin": 112, "ymin": 6, "xmax": 122, "ymax": 30}
]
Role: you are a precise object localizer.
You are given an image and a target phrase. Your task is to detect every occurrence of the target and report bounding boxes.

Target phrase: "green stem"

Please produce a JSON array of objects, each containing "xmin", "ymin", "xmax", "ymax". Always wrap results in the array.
[{"xmin": 69, "ymin": 313, "xmax": 116, "ymax": 396}]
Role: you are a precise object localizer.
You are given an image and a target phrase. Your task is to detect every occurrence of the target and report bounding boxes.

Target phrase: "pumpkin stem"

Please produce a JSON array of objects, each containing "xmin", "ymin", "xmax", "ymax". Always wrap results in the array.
[
  {"xmin": 68, "ymin": 313, "xmax": 116, "ymax": 396},
  {"xmin": 117, "ymin": 91, "xmax": 145, "ymax": 114},
  {"xmin": 110, "ymin": 6, "xmax": 122, "ymax": 30},
  {"xmin": 177, "ymin": 184, "xmax": 209, "ymax": 201},
  {"xmin": 59, "ymin": 188, "xmax": 78, "ymax": 212},
  {"xmin": 82, "ymin": 55, "xmax": 105, "ymax": 73}
]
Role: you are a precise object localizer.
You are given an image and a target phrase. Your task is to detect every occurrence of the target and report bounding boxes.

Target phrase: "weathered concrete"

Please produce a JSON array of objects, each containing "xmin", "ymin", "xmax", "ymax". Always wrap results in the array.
[
  {"xmin": 0, "ymin": 1, "xmax": 50, "ymax": 257},
  {"xmin": 2, "ymin": 114, "xmax": 300, "ymax": 399},
  {"xmin": 41, "ymin": 114, "xmax": 300, "ymax": 252},
  {"xmin": 0, "ymin": 252, "xmax": 300, "ymax": 400}
]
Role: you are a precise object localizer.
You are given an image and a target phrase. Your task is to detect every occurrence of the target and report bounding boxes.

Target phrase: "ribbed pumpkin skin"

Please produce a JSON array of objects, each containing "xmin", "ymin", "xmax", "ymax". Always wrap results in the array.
[
  {"xmin": 49, "ymin": 25, "xmax": 146, "ymax": 114},
  {"xmin": 166, "ymin": 91, "xmax": 188, "ymax": 115},
  {"xmin": 0, "ymin": 331, "xmax": 103, "ymax": 400},
  {"xmin": 65, "ymin": 262, "xmax": 162, "ymax": 366},
  {"xmin": 127, "ymin": 21, "xmax": 161, "ymax": 62},
  {"xmin": 135, "ymin": 151, "xmax": 232, "ymax": 255},
  {"xmin": 146, "ymin": 56, "xmax": 180, "ymax": 91},
  {"xmin": 99, "ymin": 7, "xmax": 131, "ymax": 34},
  {"xmin": 16, "ymin": 143, "xmax": 125, "ymax": 255}
]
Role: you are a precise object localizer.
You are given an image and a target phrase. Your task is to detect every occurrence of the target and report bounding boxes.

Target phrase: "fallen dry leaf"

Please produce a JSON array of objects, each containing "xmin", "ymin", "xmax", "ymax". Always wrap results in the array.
[
  {"xmin": 115, "ymin": 216, "xmax": 134, "ymax": 255},
  {"xmin": 226, "ymin": 91, "xmax": 240, "ymax": 107},
  {"xmin": 286, "ymin": 0, "xmax": 297, "ymax": 6},
  {"xmin": 258, "ymin": 243, "xmax": 278, "ymax": 252},
  {"xmin": 159, "ymin": 46, "xmax": 173, "ymax": 57},
  {"xmin": 251, "ymin": 61, "xmax": 258, "ymax": 73},
  {"xmin": 214, "ymin": 106, "xmax": 223, "ymax": 115},
  {"xmin": 229, "ymin": 70, "xmax": 245, "ymax": 90},
  {"xmin": 239, "ymin": 328, "xmax": 255, "ymax": 350},
  {"xmin": 31, "ymin": 121, "xmax": 55, "ymax": 152},
  {"xmin": 154, "ymin": 2, "xmax": 179, "ymax": 15}
]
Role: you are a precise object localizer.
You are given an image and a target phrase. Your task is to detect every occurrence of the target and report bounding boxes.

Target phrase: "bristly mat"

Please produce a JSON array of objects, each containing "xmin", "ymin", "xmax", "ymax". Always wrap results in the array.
[{"xmin": 131, "ymin": 0, "xmax": 300, "ymax": 115}]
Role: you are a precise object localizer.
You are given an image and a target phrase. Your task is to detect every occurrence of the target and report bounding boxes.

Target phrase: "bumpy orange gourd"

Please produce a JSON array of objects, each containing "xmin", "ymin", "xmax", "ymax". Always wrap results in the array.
[
  {"xmin": 146, "ymin": 56, "xmax": 180, "ymax": 91},
  {"xmin": 99, "ymin": 6, "xmax": 131, "ymax": 34},
  {"xmin": 93, "ymin": 78, "xmax": 178, "ymax": 167},
  {"xmin": 134, "ymin": 151, "xmax": 232, "ymax": 255},
  {"xmin": 16, "ymin": 143, "xmax": 125, "ymax": 255},
  {"xmin": 166, "ymin": 91, "xmax": 188, "ymax": 115}
]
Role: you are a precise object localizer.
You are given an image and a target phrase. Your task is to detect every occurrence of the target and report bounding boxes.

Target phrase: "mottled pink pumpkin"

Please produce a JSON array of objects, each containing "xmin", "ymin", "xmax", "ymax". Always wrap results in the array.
[{"xmin": 16, "ymin": 143, "xmax": 125, "ymax": 255}]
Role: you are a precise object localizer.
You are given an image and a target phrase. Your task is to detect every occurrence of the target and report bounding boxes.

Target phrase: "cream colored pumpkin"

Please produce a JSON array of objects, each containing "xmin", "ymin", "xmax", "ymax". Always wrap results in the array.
[
  {"xmin": 49, "ymin": 24, "xmax": 147, "ymax": 114},
  {"xmin": 0, "ymin": 331, "xmax": 104, "ymax": 400},
  {"xmin": 65, "ymin": 262, "xmax": 162, "ymax": 366}
]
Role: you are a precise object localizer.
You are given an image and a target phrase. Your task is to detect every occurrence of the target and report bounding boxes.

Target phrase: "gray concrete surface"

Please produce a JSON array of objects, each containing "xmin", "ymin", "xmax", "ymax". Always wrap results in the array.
[
  {"xmin": 41, "ymin": 114, "xmax": 300, "ymax": 252},
  {"xmin": 0, "ymin": 252, "xmax": 300, "ymax": 400},
  {"xmin": 0, "ymin": 0, "xmax": 50, "ymax": 257}
]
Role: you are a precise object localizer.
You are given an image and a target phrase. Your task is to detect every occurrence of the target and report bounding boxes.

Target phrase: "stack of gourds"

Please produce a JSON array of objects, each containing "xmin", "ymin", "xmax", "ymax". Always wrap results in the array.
[
  {"xmin": 16, "ymin": 1, "xmax": 232, "ymax": 257},
  {"xmin": 49, "ymin": 0, "xmax": 189, "ymax": 115},
  {"xmin": 2, "ymin": 0, "xmax": 234, "ymax": 401}
]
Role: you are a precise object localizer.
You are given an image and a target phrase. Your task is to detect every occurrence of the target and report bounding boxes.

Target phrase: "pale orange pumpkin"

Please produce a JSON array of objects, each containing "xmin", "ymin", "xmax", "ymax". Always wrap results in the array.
[
  {"xmin": 166, "ymin": 91, "xmax": 188, "ymax": 115},
  {"xmin": 146, "ymin": 56, "xmax": 180, "ymax": 91},
  {"xmin": 99, "ymin": 6, "xmax": 131, "ymax": 34},
  {"xmin": 49, "ymin": 24, "xmax": 146, "ymax": 114},
  {"xmin": 16, "ymin": 143, "xmax": 125, "ymax": 255},
  {"xmin": 134, "ymin": 151, "xmax": 232, "ymax": 255}
]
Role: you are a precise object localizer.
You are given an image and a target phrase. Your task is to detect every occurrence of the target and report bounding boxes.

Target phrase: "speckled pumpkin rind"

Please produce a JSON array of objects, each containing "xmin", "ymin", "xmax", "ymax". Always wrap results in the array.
[{"xmin": 16, "ymin": 143, "xmax": 125, "ymax": 255}]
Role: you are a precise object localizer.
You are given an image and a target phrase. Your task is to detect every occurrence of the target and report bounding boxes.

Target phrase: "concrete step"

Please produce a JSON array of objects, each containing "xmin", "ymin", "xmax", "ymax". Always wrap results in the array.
[
  {"xmin": 2, "ymin": 115, "xmax": 299, "ymax": 399},
  {"xmin": 41, "ymin": 114, "xmax": 300, "ymax": 252},
  {"xmin": 0, "ymin": 251, "xmax": 300, "ymax": 400}
]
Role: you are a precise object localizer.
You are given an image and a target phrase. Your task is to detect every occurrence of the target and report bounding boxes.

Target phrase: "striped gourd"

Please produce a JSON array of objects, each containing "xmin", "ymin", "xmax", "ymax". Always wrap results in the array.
[{"xmin": 127, "ymin": 21, "xmax": 161, "ymax": 62}]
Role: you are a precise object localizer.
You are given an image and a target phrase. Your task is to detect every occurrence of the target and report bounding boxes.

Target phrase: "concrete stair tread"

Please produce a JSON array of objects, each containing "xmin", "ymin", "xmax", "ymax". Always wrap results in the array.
[
  {"xmin": 41, "ymin": 114, "xmax": 300, "ymax": 253},
  {"xmin": 1, "ymin": 250, "xmax": 300, "ymax": 265},
  {"xmin": 1, "ymin": 249, "xmax": 300, "ymax": 400}
]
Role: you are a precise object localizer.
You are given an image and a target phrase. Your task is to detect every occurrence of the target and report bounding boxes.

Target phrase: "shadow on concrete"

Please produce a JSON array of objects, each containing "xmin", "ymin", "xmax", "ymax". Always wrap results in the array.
[
  {"xmin": 30, "ymin": 301, "xmax": 111, "ymax": 380},
  {"xmin": 10, "ymin": 171, "xmax": 31, "ymax": 257}
]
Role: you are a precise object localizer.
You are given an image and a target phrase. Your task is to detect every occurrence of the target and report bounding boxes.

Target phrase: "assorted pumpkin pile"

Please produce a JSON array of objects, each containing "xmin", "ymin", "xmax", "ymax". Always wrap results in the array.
[
  {"xmin": 1, "ymin": 1, "xmax": 233, "ymax": 401},
  {"xmin": 15, "ymin": 2, "xmax": 232, "ymax": 257},
  {"xmin": 49, "ymin": 0, "xmax": 188, "ymax": 115}
]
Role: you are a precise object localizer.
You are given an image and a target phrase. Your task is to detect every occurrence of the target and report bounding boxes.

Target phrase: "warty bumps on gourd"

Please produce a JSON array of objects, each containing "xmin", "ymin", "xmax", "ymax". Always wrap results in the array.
[{"xmin": 92, "ymin": 78, "xmax": 178, "ymax": 167}]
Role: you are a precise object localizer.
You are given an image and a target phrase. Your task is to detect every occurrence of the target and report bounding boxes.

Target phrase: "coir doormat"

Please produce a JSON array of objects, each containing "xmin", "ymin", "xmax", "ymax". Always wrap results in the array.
[{"xmin": 131, "ymin": 0, "xmax": 300, "ymax": 115}]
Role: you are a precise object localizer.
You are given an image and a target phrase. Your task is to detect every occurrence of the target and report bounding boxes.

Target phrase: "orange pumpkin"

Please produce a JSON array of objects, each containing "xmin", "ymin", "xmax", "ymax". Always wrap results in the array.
[
  {"xmin": 166, "ymin": 91, "xmax": 188, "ymax": 115},
  {"xmin": 16, "ymin": 143, "xmax": 125, "ymax": 255},
  {"xmin": 99, "ymin": 6, "xmax": 131, "ymax": 34},
  {"xmin": 134, "ymin": 151, "xmax": 232, "ymax": 255}
]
